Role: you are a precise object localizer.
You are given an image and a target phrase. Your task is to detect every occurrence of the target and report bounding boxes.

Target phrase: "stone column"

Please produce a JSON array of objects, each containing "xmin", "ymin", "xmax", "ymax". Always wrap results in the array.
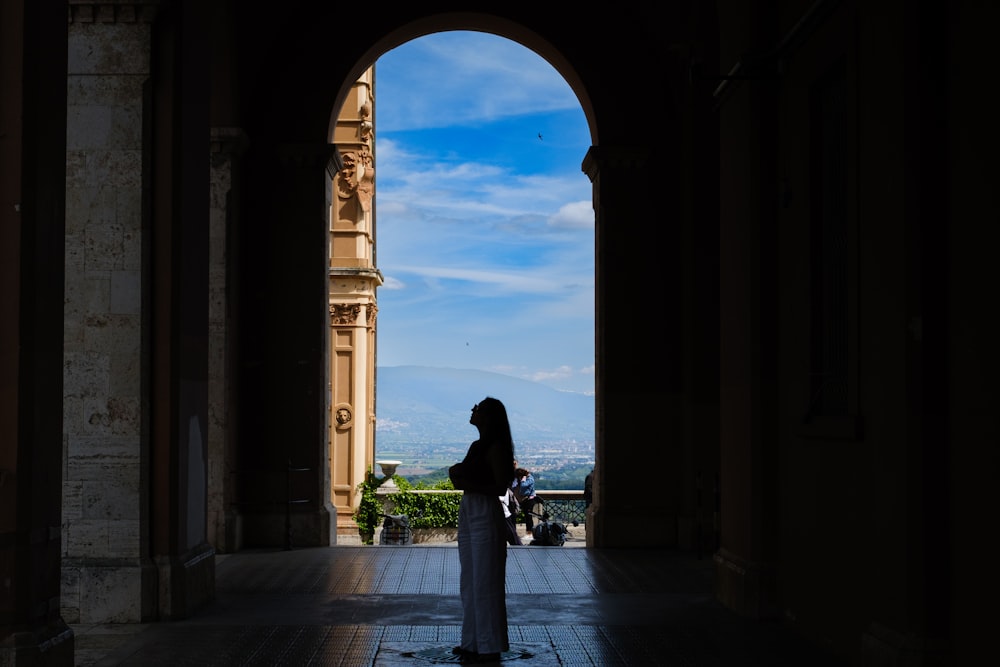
[
  {"xmin": 63, "ymin": 0, "xmax": 215, "ymax": 623},
  {"xmin": 583, "ymin": 144, "xmax": 685, "ymax": 549},
  {"xmin": 0, "ymin": 0, "xmax": 74, "ymax": 663},
  {"xmin": 236, "ymin": 141, "xmax": 337, "ymax": 548},
  {"xmin": 146, "ymin": 0, "xmax": 215, "ymax": 620},
  {"xmin": 207, "ymin": 127, "xmax": 248, "ymax": 554},
  {"xmin": 62, "ymin": 0, "xmax": 161, "ymax": 625},
  {"xmin": 329, "ymin": 69, "xmax": 382, "ymax": 543},
  {"xmin": 713, "ymin": 3, "xmax": 780, "ymax": 620}
]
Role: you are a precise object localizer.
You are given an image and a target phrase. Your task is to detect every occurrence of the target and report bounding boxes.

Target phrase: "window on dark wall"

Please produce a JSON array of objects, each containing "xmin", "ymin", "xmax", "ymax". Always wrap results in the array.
[{"xmin": 808, "ymin": 62, "xmax": 848, "ymax": 417}]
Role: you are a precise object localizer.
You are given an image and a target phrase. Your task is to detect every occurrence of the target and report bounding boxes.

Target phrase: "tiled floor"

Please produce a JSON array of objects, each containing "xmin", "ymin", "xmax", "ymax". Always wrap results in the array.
[{"xmin": 73, "ymin": 544, "xmax": 847, "ymax": 666}]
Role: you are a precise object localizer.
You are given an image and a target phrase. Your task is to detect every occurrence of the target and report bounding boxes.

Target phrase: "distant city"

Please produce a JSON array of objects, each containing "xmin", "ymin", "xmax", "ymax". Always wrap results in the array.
[
  {"xmin": 374, "ymin": 439, "xmax": 595, "ymax": 489},
  {"xmin": 374, "ymin": 366, "xmax": 595, "ymax": 488}
]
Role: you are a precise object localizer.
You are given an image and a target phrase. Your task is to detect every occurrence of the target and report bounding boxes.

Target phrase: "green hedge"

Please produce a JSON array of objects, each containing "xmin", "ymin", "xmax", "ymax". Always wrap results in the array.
[{"xmin": 354, "ymin": 471, "xmax": 461, "ymax": 544}]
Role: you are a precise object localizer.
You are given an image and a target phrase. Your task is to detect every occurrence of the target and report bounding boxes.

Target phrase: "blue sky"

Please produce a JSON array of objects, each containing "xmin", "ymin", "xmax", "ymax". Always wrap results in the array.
[{"xmin": 373, "ymin": 32, "xmax": 595, "ymax": 395}]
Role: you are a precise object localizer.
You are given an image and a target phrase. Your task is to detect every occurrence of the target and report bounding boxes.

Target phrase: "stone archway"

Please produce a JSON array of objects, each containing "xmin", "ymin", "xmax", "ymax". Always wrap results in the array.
[
  {"xmin": 322, "ymin": 28, "xmax": 599, "ymax": 545},
  {"xmin": 56, "ymin": 4, "xmax": 699, "ymax": 629},
  {"xmin": 231, "ymin": 10, "xmax": 693, "ymax": 554}
]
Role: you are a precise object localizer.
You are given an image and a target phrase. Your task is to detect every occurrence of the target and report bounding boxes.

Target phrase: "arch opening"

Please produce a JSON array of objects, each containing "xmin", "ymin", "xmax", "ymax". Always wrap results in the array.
[{"xmin": 325, "ymin": 27, "xmax": 596, "ymax": 543}]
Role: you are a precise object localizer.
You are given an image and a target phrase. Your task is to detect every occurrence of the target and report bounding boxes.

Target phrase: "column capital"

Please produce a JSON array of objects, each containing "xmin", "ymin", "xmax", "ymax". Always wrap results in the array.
[{"xmin": 329, "ymin": 303, "xmax": 362, "ymax": 326}]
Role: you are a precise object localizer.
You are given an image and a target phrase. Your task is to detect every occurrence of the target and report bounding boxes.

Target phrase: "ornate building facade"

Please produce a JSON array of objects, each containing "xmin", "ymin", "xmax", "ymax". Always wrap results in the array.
[{"xmin": 328, "ymin": 68, "xmax": 381, "ymax": 543}]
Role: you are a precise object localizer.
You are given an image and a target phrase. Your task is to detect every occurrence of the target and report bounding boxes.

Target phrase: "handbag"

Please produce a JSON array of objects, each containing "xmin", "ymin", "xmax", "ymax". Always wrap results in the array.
[{"xmin": 506, "ymin": 489, "xmax": 520, "ymax": 515}]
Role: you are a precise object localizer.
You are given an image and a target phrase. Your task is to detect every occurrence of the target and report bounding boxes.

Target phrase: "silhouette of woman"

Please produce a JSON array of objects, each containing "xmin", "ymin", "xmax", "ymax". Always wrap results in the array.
[{"xmin": 448, "ymin": 397, "xmax": 517, "ymax": 663}]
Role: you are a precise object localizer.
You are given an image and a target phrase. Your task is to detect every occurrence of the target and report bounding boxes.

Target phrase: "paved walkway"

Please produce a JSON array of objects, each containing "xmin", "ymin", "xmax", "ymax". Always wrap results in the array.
[{"xmin": 72, "ymin": 544, "xmax": 847, "ymax": 666}]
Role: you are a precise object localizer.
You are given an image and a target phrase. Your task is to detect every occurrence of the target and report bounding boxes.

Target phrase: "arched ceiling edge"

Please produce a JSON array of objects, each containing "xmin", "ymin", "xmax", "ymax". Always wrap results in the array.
[{"xmin": 326, "ymin": 13, "xmax": 597, "ymax": 146}]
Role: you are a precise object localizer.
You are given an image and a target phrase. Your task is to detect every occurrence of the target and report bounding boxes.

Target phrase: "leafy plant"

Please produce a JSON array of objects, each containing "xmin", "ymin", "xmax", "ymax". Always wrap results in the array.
[
  {"xmin": 353, "ymin": 469, "xmax": 406, "ymax": 544},
  {"xmin": 389, "ymin": 478, "xmax": 460, "ymax": 529},
  {"xmin": 353, "ymin": 471, "xmax": 460, "ymax": 543}
]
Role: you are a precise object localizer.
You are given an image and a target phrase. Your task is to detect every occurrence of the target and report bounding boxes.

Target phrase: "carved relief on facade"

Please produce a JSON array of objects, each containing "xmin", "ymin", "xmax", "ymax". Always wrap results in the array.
[
  {"xmin": 336, "ymin": 147, "xmax": 374, "ymax": 212},
  {"xmin": 334, "ymin": 404, "xmax": 353, "ymax": 429},
  {"xmin": 366, "ymin": 304, "xmax": 378, "ymax": 328},
  {"xmin": 359, "ymin": 102, "xmax": 373, "ymax": 142},
  {"xmin": 329, "ymin": 303, "xmax": 362, "ymax": 325}
]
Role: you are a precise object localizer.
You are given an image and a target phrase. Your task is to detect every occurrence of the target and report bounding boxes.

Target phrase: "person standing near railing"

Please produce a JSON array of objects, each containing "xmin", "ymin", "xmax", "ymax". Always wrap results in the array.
[
  {"xmin": 512, "ymin": 466, "xmax": 538, "ymax": 537},
  {"xmin": 448, "ymin": 397, "xmax": 517, "ymax": 664}
]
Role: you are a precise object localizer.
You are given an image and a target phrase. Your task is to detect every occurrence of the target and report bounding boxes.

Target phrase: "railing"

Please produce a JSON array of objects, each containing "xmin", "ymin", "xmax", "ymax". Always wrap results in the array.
[
  {"xmin": 396, "ymin": 488, "xmax": 587, "ymax": 525},
  {"xmin": 532, "ymin": 490, "xmax": 587, "ymax": 526},
  {"xmin": 372, "ymin": 488, "xmax": 587, "ymax": 545}
]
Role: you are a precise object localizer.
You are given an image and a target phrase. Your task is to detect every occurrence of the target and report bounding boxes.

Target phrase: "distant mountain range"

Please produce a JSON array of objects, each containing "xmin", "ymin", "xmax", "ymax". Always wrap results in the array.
[{"xmin": 374, "ymin": 366, "xmax": 595, "ymax": 448}]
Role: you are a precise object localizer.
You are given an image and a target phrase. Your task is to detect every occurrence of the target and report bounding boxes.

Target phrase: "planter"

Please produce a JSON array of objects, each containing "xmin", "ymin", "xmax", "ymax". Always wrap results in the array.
[{"xmin": 410, "ymin": 527, "xmax": 458, "ymax": 544}]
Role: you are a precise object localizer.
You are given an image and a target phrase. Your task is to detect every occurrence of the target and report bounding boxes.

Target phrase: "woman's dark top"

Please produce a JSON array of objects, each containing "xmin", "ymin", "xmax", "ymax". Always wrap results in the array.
[{"xmin": 449, "ymin": 438, "xmax": 510, "ymax": 496}]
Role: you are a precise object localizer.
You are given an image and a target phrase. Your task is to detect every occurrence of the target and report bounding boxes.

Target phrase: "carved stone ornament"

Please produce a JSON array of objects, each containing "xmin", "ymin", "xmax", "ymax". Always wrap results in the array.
[
  {"xmin": 335, "ymin": 404, "xmax": 353, "ymax": 428},
  {"xmin": 336, "ymin": 148, "xmax": 374, "ymax": 212},
  {"xmin": 329, "ymin": 303, "xmax": 362, "ymax": 325},
  {"xmin": 359, "ymin": 102, "xmax": 373, "ymax": 142},
  {"xmin": 366, "ymin": 304, "xmax": 378, "ymax": 328}
]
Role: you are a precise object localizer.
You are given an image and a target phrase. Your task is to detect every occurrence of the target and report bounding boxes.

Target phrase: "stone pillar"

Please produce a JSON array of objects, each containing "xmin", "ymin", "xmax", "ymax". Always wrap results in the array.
[
  {"xmin": 714, "ymin": 64, "xmax": 780, "ymax": 622},
  {"xmin": 0, "ymin": 0, "xmax": 74, "ymax": 663},
  {"xmin": 329, "ymin": 69, "xmax": 382, "ymax": 543},
  {"xmin": 236, "ymin": 141, "xmax": 337, "ymax": 548},
  {"xmin": 62, "ymin": 0, "xmax": 161, "ymax": 625},
  {"xmin": 63, "ymin": 0, "xmax": 216, "ymax": 623},
  {"xmin": 146, "ymin": 0, "xmax": 215, "ymax": 620},
  {"xmin": 583, "ymin": 144, "xmax": 685, "ymax": 549},
  {"xmin": 859, "ymin": 4, "xmax": 952, "ymax": 663},
  {"xmin": 207, "ymin": 127, "xmax": 248, "ymax": 554},
  {"xmin": 713, "ymin": 2, "xmax": 781, "ymax": 620}
]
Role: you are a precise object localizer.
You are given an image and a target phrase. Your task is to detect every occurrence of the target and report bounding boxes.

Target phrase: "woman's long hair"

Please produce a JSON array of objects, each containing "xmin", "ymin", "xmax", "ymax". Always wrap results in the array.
[{"xmin": 478, "ymin": 396, "xmax": 516, "ymax": 479}]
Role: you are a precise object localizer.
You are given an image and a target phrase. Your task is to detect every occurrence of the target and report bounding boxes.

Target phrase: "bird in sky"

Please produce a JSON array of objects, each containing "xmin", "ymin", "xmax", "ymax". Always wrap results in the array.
[{"xmin": 538, "ymin": 133, "xmax": 543, "ymax": 140}]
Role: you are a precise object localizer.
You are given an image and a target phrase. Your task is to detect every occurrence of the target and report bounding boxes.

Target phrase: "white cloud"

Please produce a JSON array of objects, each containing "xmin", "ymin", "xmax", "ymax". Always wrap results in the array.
[
  {"xmin": 528, "ymin": 365, "xmax": 575, "ymax": 382},
  {"xmin": 377, "ymin": 32, "xmax": 579, "ymax": 132},
  {"xmin": 380, "ymin": 275, "xmax": 406, "ymax": 290},
  {"xmin": 387, "ymin": 265, "xmax": 560, "ymax": 295},
  {"xmin": 549, "ymin": 201, "xmax": 594, "ymax": 229},
  {"xmin": 372, "ymin": 31, "xmax": 594, "ymax": 396},
  {"xmin": 376, "ymin": 173, "xmax": 592, "ymax": 249}
]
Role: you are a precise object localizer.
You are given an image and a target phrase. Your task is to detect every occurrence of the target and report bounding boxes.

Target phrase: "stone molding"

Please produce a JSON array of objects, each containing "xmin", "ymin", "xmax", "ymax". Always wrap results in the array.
[
  {"xmin": 713, "ymin": 547, "xmax": 779, "ymax": 620},
  {"xmin": 582, "ymin": 145, "xmax": 649, "ymax": 180},
  {"xmin": 68, "ymin": 1, "xmax": 160, "ymax": 24},
  {"xmin": 210, "ymin": 127, "xmax": 249, "ymax": 157}
]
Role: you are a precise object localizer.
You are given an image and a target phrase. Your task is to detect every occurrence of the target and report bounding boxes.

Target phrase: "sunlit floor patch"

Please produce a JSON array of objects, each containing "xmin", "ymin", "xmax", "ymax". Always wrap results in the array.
[{"xmin": 382, "ymin": 643, "xmax": 552, "ymax": 665}]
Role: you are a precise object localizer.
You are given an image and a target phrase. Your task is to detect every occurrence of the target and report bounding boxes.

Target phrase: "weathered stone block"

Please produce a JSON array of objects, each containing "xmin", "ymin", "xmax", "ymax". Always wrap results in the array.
[
  {"xmin": 68, "ymin": 24, "xmax": 150, "ymax": 76},
  {"xmin": 65, "ymin": 435, "xmax": 140, "ymax": 481},
  {"xmin": 79, "ymin": 566, "xmax": 143, "ymax": 623},
  {"xmin": 82, "ymin": 476, "xmax": 140, "ymax": 521},
  {"xmin": 63, "ymin": 351, "xmax": 111, "ymax": 400},
  {"xmin": 109, "ymin": 270, "xmax": 140, "ymax": 314}
]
